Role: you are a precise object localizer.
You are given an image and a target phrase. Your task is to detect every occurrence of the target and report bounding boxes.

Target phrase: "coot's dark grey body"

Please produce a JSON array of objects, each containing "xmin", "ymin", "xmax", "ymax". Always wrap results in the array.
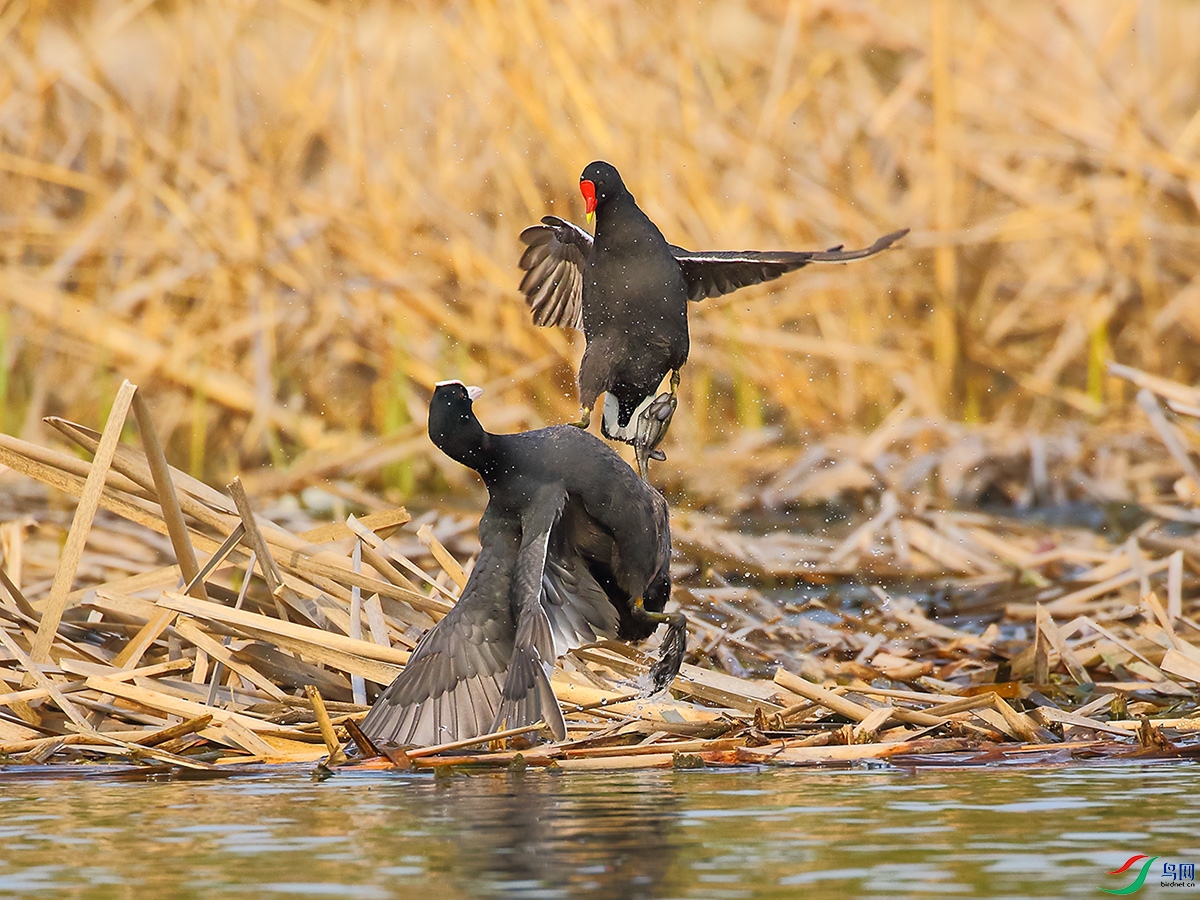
[
  {"xmin": 519, "ymin": 161, "xmax": 908, "ymax": 477},
  {"xmin": 360, "ymin": 381, "xmax": 680, "ymax": 748}
]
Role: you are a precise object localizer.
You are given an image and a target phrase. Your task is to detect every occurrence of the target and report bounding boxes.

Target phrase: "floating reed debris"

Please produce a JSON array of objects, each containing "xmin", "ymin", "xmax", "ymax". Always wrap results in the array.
[{"xmin": 2, "ymin": 380, "xmax": 1200, "ymax": 776}]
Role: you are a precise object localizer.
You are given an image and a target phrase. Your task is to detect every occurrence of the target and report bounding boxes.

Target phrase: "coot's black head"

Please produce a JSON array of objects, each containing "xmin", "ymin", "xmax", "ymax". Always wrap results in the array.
[
  {"xmin": 428, "ymin": 380, "xmax": 486, "ymax": 467},
  {"xmin": 579, "ymin": 161, "xmax": 626, "ymax": 223}
]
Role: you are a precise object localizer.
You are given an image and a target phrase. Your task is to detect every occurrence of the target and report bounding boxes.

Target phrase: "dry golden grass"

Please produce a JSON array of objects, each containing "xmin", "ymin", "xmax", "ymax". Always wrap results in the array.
[{"xmin": 2, "ymin": 1, "xmax": 1199, "ymax": 494}]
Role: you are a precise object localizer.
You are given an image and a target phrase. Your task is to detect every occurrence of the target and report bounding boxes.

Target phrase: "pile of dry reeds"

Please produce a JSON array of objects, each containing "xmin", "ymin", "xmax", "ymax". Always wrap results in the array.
[
  {"xmin": 2, "ymin": 377, "xmax": 1200, "ymax": 774},
  {"xmin": 2, "ymin": 2, "xmax": 1198, "ymax": 493}
]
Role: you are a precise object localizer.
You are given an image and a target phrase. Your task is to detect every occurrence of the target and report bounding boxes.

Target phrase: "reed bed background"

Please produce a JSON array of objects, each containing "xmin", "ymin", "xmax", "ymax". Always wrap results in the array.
[{"xmin": 2, "ymin": 0, "xmax": 1199, "ymax": 497}]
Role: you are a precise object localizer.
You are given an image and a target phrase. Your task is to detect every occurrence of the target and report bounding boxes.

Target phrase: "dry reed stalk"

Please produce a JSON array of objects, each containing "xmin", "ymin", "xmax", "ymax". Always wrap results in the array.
[
  {"xmin": 305, "ymin": 684, "xmax": 346, "ymax": 765},
  {"xmin": 131, "ymin": 392, "xmax": 208, "ymax": 602},
  {"xmin": 0, "ymin": 3, "xmax": 1195, "ymax": 491},
  {"xmin": 155, "ymin": 592, "xmax": 409, "ymax": 667},
  {"xmin": 29, "ymin": 381, "xmax": 136, "ymax": 664},
  {"xmin": 2, "ymin": 382, "xmax": 1200, "ymax": 772},
  {"xmin": 227, "ymin": 477, "xmax": 295, "ymax": 622}
]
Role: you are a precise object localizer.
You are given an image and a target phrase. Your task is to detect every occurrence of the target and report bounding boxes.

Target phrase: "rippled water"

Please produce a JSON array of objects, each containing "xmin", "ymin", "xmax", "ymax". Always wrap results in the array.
[{"xmin": 1, "ymin": 762, "xmax": 1198, "ymax": 898}]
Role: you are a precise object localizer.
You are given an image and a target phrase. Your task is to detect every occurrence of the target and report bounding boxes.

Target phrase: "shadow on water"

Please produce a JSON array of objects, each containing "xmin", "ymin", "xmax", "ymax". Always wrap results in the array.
[
  {"xmin": 2, "ymin": 762, "xmax": 1200, "ymax": 898},
  {"xmin": 406, "ymin": 771, "xmax": 678, "ymax": 897}
]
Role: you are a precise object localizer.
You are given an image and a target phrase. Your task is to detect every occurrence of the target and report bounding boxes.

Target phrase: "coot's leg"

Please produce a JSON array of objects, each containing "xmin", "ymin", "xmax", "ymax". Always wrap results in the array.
[{"xmin": 631, "ymin": 597, "xmax": 687, "ymax": 691}]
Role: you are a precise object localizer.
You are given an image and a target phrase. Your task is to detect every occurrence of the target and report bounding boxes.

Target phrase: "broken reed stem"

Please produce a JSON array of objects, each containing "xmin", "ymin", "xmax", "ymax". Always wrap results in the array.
[
  {"xmin": 157, "ymin": 591, "xmax": 411, "ymax": 666},
  {"xmin": 561, "ymin": 692, "xmax": 642, "ymax": 713},
  {"xmin": 183, "ymin": 523, "xmax": 247, "ymax": 596},
  {"xmin": 206, "ymin": 550, "xmax": 257, "ymax": 707},
  {"xmin": 227, "ymin": 477, "xmax": 292, "ymax": 621},
  {"xmin": 350, "ymin": 539, "xmax": 366, "ymax": 706},
  {"xmin": 132, "ymin": 391, "xmax": 208, "ymax": 601},
  {"xmin": 342, "ymin": 717, "xmax": 380, "ymax": 759},
  {"xmin": 775, "ymin": 667, "xmax": 945, "ymax": 728},
  {"xmin": 346, "ymin": 514, "xmax": 453, "ymax": 614},
  {"xmin": 31, "ymin": 380, "xmax": 137, "ymax": 664},
  {"xmin": 0, "ymin": 429, "xmax": 147, "ymax": 499},
  {"xmin": 0, "ymin": 563, "xmax": 37, "ymax": 618},
  {"xmin": 406, "ymin": 721, "xmax": 550, "ymax": 759},
  {"xmin": 0, "ymin": 628, "xmax": 93, "ymax": 732},
  {"xmin": 111, "ymin": 607, "xmax": 177, "ymax": 669},
  {"xmin": 305, "ymin": 684, "xmax": 347, "ymax": 765},
  {"xmin": 417, "ymin": 523, "xmax": 468, "ymax": 589}
]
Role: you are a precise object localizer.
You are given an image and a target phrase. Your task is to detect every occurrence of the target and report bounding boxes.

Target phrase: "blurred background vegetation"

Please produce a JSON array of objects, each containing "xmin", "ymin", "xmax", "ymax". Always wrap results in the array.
[{"xmin": 1, "ymin": 0, "xmax": 1198, "ymax": 501}]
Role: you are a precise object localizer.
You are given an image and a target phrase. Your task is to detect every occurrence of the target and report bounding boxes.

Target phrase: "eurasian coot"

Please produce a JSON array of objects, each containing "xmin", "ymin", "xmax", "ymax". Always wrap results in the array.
[{"xmin": 360, "ymin": 380, "xmax": 684, "ymax": 747}]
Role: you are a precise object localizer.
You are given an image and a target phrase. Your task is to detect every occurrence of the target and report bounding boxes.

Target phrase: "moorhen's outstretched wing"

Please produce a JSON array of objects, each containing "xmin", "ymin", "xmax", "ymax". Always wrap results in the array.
[
  {"xmin": 517, "ymin": 216, "xmax": 593, "ymax": 330},
  {"xmin": 670, "ymin": 228, "xmax": 909, "ymax": 302},
  {"xmin": 493, "ymin": 486, "xmax": 570, "ymax": 741},
  {"xmin": 359, "ymin": 509, "xmax": 520, "ymax": 747}
]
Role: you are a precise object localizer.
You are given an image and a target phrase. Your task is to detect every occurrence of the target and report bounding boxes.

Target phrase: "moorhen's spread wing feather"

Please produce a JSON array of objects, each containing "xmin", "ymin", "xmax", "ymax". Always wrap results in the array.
[
  {"xmin": 670, "ymin": 228, "xmax": 911, "ymax": 302},
  {"xmin": 518, "ymin": 216, "xmax": 593, "ymax": 330},
  {"xmin": 359, "ymin": 508, "xmax": 519, "ymax": 747}
]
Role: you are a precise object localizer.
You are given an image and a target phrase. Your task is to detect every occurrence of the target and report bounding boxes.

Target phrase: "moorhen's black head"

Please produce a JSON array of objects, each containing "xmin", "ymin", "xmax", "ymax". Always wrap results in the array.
[
  {"xmin": 579, "ymin": 161, "xmax": 626, "ymax": 223},
  {"xmin": 428, "ymin": 380, "xmax": 486, "ymax": 466}
]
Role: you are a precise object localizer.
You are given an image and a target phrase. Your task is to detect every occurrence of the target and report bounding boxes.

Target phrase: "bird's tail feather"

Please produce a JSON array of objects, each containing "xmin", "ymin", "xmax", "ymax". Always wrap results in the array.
[
  {"xmin": 492, "ymin": 645, "xmax": 567, "ymax": 741},
  {"xmin": 360, "ymin": 671, "xmax": 503, "ymax": 748},
  {"xmin": 601, "ymin": 392, "xmax": 655, "ymax": 443}
]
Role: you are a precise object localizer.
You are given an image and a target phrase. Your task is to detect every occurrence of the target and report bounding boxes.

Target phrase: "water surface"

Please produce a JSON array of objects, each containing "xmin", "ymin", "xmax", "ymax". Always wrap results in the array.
[{"xmin": 1, "ymin": 762, "xmax": 1198, "ymax": 898}]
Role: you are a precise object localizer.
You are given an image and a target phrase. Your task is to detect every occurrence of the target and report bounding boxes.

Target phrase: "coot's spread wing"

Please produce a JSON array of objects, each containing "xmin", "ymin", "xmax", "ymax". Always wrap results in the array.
[
  {"xmin": 360, "ymin": 509, "xmax": 519, "ymax": 747},
  {"xmin": 517, "ymin": 216, "xmax": 593, "ymax": 330},
  {"xmin": 540, "ymin": 496, "xmax": 622, "ymax": 658},
  {"xmin": 493, "ymin": 485, "xmax": 569, "ymax": 741},
  {"xmin": 540, "ymin": 556, "xmax": 620, "ymax": 658},
  {"xmin": 671, "ymin": 228, "xmax": 909, "ymax": 302},
  {"xmin": 537, "ymin": 425, "xmax": 674, "ymax": 638}
]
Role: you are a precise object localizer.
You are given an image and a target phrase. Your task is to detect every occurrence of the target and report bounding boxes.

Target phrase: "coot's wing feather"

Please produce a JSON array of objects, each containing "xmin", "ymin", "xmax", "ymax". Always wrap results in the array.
[
  {"xmin": 492, "ymin": 485, "xmax": 569, "ymax": 741},
  {"xmin": 534, "ymin": 495, "xmax": 620, "ymax": 658},
  {"xmin": 672, "ymin": 228, "xmax": 909, "ymax": 302},
  {"xmin": 540, "ymin": 555, "xmax": 620, "ymax": 659},
  {"xmin": 517, "ymin": 216, "xmax": 592, "ymax": 330},
  {"xmin": 360, "ymin": 508, "xmax": 519, "ymax": 747}
]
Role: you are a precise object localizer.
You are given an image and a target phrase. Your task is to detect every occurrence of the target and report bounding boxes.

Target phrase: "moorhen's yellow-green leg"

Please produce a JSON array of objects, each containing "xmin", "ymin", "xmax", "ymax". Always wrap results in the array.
[
  {"xmin": 631, "ymin": 597, "xmax": 687, "ymax": 691},
  {"xmin": 571, "ymin": 406, "xmax": 592, "ymax": 429}
]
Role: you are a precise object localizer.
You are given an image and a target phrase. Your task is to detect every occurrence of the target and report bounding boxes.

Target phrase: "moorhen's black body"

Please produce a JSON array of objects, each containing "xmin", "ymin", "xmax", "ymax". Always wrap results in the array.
[
  {"xmin": 519, "ymin": 161, "xmax": 908, "ymax": 477},
  {"xmin": 360, "ymin": 381, "xmax": 683, "ymax": 748}
]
